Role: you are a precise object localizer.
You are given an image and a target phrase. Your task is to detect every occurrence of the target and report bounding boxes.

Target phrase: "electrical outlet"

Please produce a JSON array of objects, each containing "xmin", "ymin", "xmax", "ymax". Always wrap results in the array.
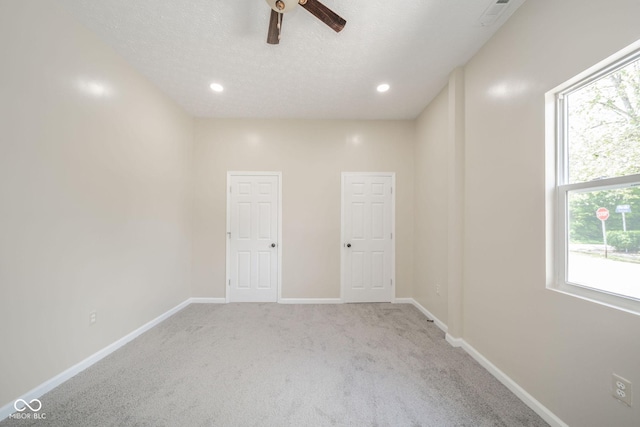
[
  {"xmin": 436, "ymin": 284, "xmax": 440, "ymax": 295},
  {"xmin": 89, "ymin": 311, "xmax": 97, "ymax": 325},
  {"xmin": 612, "ymin": 374, "xmax": 632, "ymax": 406}
]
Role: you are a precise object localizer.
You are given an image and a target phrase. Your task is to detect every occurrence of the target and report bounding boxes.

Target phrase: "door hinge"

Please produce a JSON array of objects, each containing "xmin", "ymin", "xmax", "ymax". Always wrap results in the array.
[
  {"xmin": 390, "ymin": 187, "xmax": 393, "ymax": 194},
  {"xmin": 227, "ymin": 231, "xmax": 231, "ymax": 239},
  {"xmin": 390, "ymin": 232, "xmax": 393, "ymax": 239},
  {"xmin": 228, "ymin": 279, "xmax": 231, "ymax": 286},
  {"xmin": 390, "ymin": 279, "xmax": 393, "ymax": 286},
  {"xmin": 229, "ymin": 186, "xmax": 232, "ymax": 193}
]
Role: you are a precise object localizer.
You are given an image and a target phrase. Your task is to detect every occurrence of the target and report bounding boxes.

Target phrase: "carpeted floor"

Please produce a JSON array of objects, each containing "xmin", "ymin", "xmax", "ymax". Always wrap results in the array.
[{"xmin": 1, "ymin": 303, "xmax": 548, "ymax": 426}]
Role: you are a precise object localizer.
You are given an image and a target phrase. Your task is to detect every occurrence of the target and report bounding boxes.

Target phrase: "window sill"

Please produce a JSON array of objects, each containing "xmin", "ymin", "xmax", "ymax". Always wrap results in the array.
[{"xmin": 547, "ymin": 281, "xmax": 640, "ymax": 316}]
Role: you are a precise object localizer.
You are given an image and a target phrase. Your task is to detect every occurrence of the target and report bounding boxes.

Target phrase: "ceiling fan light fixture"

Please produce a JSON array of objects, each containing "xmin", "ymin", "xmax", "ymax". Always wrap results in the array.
[
  {"xmin": 377, "ymin": 83, "xmax": 390, "ymax": 93},
  {"xmin": 265, "ymin": 0, "xmax": 346, "ymax": 44},
  {"xmin": 265, "ymin": 0, "xmax": 298, "ymax": 13}
]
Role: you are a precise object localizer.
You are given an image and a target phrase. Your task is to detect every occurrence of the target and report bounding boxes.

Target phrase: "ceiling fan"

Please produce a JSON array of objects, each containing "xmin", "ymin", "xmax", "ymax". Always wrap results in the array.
[{"xmin": 265, "ymin": 0, "xmax": 346, "ymax": 45}]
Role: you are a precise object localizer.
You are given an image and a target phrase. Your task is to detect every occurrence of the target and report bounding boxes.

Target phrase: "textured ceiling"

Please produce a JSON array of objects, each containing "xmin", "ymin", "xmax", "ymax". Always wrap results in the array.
[{"xmin": 59, "ymin": 0, "xmax": 526, "ymax": 119}]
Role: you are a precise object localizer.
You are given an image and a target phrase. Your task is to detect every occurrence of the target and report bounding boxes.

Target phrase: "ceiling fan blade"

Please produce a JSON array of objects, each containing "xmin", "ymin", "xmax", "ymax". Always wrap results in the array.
[
  {"xmin": 267, "ymin": 9, "xmax": 282, "ymax": 44},
  {"xmin": 299, "ymin": 0, "xmax": 346, "ymax": 33}
]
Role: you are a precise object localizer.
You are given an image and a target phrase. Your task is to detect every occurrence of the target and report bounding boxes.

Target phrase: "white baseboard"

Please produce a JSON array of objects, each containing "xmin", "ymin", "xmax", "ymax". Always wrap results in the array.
[
  {"xmin": 406, "ymin": 298, "xmax": 567, "ymax": 427},
  {"xmin": 459, "ymin": 340, "xmax": 568, "ymax": 427},
  {"xmin": 445, "ymin": 333, "xmax": 463, "ymax": 347},
  {"xmin": 188, "ymin": 297, "xmax": 226, "ymax": 304},
  {"xmin": 400, "ymin": 297, "xmax": 448, "ymax": 333},
  {"xmin": 278, "ymin": 298, "xmax": 343, "ymax": 304},
  {"xmin": 0, "ymin": 298, "xmax": 192, "ymax": 421}
]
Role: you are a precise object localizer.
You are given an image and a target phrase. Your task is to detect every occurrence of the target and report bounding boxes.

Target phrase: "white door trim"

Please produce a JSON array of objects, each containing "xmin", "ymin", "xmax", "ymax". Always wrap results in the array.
[
  {"xmin": 226, "ymin": 171, "xmax": 283, "ymax": 303},
  {"xmin": 340, "ymin": 172, "xmax": 396, "ymax": 303}
]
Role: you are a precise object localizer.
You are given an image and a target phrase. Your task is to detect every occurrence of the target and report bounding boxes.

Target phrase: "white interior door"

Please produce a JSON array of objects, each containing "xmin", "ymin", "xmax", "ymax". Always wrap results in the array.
[
  {"xmin": 342, "ymin": 173, "xmax": 395, "ymax": 303},
  {"xmin": 227, "ymin": 173, "xmax": 280, "ymax": 302}
]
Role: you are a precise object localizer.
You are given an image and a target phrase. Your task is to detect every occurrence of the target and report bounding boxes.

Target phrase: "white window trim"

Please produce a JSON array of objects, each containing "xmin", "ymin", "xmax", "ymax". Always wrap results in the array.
[{"xmin": 546, "ymin": 39, "xmax": 640, "ymax": 316}]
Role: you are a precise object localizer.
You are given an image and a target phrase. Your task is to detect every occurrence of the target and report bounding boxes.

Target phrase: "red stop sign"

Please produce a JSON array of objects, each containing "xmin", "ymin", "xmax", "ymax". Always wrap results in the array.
[{"xmin": 596, "ymin": 207, "xmax": 610, "ymax": 221}]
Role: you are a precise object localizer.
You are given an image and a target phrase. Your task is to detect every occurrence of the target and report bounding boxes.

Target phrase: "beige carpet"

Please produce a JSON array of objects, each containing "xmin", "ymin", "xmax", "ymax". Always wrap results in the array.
[{"xmin": 1, "ymin": 303, "xmax": 548, "ymax": 426}]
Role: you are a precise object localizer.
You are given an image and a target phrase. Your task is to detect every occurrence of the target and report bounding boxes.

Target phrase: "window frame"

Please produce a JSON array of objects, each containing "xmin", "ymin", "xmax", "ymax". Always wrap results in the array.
[{"xmin": 547, "ymin": 41, "xmax": 640, "ymax": 315}]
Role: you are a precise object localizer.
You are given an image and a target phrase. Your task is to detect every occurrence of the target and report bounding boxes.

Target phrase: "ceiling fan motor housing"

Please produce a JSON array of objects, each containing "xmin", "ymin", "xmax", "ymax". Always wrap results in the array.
[{"xmin": 265, "ymin": 0, "xmax": 298, "ymax": 13}]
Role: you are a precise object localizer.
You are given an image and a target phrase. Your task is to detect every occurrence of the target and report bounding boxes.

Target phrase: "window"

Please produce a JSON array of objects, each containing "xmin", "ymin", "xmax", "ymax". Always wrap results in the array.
[{"xmin": 549, "ymin": 43, "xmax": 640, "ymax": 314}]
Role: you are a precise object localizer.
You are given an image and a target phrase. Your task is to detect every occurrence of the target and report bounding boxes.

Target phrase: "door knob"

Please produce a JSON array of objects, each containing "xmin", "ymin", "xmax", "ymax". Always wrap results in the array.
[
  {"xmin": 271, "ymin": 243, "xmax": 276, "ymax": 248},
  {"xmin": 346, "ymin": 243, "xmax": 351, "ymax": 248}
]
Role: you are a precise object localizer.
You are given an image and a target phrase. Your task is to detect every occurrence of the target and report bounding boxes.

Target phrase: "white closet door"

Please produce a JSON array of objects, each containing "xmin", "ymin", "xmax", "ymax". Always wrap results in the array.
[
  {"xmin": 342, "ymin": 174, "xmax": 394, "ymax": 303},
  {"xmin": 228, "ymin": 174, "xmax": 279, "ymax": 302}
]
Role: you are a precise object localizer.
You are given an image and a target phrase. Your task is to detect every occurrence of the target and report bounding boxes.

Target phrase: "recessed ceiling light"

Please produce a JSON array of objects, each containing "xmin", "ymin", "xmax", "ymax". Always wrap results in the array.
[
  {"xmin": 210, "ymin": 83, "xmax": 224, "ymax": 92},
  {"xmin": 376, "ymin": 83, "xmax": 390, "ymax": 93}
]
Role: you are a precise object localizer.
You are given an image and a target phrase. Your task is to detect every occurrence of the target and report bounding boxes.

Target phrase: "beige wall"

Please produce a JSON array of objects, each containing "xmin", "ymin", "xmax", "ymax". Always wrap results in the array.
[
  {"xmin": 414, "ymin": 86, "xmax": 449, "ymax": 321},
  {"xmin": 462, "ymin": 0, "xmax": 640, "ymax": 426},
  {"xmin": 0, "ymin": 0, "xmax": 193, "ymax": 408},
  {"xmin": 192, "ymin": 119, "xmax": 415, "ymax": 299}
]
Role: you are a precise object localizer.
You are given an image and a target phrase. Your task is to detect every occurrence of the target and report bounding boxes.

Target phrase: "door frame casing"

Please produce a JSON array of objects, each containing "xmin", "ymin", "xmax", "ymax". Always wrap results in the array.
[
  {"xmin": 226, "ymin": 171, "xmax": 283, "ymax": 303},
  {"xmin": 340, "ymin": 172, "xmax": 396, "ymax": 303}
]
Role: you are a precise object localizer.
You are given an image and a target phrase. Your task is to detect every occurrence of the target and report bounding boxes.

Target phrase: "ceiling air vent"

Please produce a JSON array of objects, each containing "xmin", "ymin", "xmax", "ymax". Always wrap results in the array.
[{"xmin": 479, "ymin": 0, "xmax": 511, "ymax": 26}]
